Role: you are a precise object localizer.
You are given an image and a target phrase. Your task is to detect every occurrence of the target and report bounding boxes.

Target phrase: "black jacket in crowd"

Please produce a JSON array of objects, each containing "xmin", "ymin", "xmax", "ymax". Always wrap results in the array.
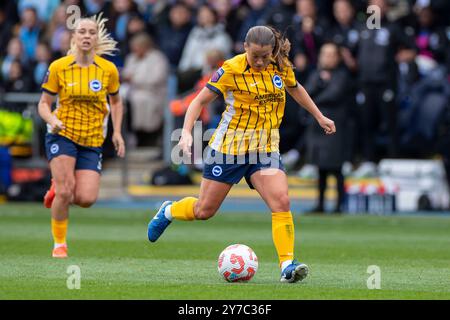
[
  {"xmin": 357, "ymin": 18, "xmax": 416, "ymax": 85},
  {"xmin": 304, "ymin": 65, "xmax": 354, "ymax": 169}
]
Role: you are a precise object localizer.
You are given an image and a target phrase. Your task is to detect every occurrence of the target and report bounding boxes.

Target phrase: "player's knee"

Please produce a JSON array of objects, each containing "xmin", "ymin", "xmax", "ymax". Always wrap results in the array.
[
  {"xmin": 272, "ymin": 193, "xmax": 290, "ymax": 212},
  {"xmin": 55, "ymin": 183, "xmax": 74, "ymax": 203},
  {"xmin": 194, "ymin": 201, "xmax": 217, "ymax": 220},
  {"xmin": 75, "ymin": 195, "xmax": 97, "ymax": 208}
]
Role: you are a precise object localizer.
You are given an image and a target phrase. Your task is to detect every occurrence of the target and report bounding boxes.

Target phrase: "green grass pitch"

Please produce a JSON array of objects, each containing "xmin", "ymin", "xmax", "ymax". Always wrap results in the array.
[{"xmin": 0, "ymin": 203, "xmax": 449, "ymax": 299}]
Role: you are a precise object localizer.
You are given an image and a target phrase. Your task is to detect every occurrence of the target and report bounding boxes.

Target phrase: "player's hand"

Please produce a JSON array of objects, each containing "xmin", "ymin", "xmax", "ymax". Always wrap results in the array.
[
  {"xmin": 49, "ymin": 116, "xmax": 65, "ymax": 134},
  {"xmin": 178, "ymin": 129, "xmax": 193, "ymax": 157},
  {"xmin": 317, "ymin": 115, "xmax": 336, "ymax": 135},
  {"xmin": 112, "ymin": 132, "xmax": 126, "ymax": 158}
]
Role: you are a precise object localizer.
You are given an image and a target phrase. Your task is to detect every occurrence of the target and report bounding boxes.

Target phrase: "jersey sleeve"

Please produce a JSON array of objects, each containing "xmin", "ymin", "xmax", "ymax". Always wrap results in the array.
[
  {"xmin": 41, "ymin": 61, "xmax": 60, "ymax": 95},
  {"xmin": 284, "ymin": 65, "xmax": 297, "ymax": 88},
  {"xmin": 107, "ymin": 63, "xmax": 120, "ymax": 95},
  {"xmin": 206, "ymin": 61, "xmax": 233, "ymax": 97}
]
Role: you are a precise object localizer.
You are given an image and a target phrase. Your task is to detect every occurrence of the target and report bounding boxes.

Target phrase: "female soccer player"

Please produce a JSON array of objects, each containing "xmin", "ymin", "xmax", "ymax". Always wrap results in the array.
[
  {"xmin": 148, "ymin": 26, "xmax": 335, "ymax": 282},
  {"xmin": 38, "ymin": 14, "xmax": 125, "ymax": 258}
]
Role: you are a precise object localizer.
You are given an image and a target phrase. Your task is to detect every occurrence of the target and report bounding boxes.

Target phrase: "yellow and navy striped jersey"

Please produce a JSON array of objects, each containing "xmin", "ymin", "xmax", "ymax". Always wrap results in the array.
[
  {"xmin": 206, "ymin": 53, "xmax": 297, "ymax": 155},
  {"xmin": 41, "ymin": 54, "xmax": 120, "ymax": 147}
]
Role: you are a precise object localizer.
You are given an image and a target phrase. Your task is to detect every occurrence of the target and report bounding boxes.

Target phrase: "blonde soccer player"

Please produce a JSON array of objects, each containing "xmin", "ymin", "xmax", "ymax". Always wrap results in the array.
[
  {"xmin": 147, "ymin": 26, "xmax": 335, "ymax": 282},
  {"xmin": 38, "ymin": 14, "xmax": 125, "ymax": 258}
]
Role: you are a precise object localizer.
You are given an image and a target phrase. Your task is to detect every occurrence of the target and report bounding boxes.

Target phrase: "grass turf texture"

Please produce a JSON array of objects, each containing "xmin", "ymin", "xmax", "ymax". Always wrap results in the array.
[{"xmin": 0, "ymin": 203, "xmax": 449, "ymax": 299}]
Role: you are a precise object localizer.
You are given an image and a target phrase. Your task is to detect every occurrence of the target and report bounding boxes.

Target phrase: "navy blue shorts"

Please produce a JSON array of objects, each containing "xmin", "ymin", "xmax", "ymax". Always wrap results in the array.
[
  {"xmin": 202, "ymin": 147, "xmax": 285, "ymax": 189},
  {"xmin": 45, "ymin": 133, "xmax": 103, "ymax": 173}
]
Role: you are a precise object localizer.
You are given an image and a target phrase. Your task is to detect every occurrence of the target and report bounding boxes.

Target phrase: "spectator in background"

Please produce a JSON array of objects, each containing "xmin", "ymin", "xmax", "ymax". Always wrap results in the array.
[
  {"xmin": 104, "ymin": 0, "xmax": 140, "ymax": 42},
  {"xmin": 0, "ymin": 1, "xmax": 19, "ymax": 27},
  {"xmin": 291, "ymin": 0, "xmax": 329, "ymax": 83},
  {"xmin": 265, "ymin": 0, "xmax": 296, "ymax": 35},
  {"xmin": 1, "ymin": 38, "xmax": 26, "ymax": 82},
  {"xmin": 354, "ymin": 0, "xmax": 416, "ymax": 177},
  {"xmin": 45, "ymin": 5, "xmax": 68, "ymax": 54},
  {"xmin": 235, "ymin": 0, "xmax": 271, "ymax": 53},
  {"xmin": 19, "ymin": 7, "xmax": 43, "ymax": 63},
  {"xmin": 18, "ymin": 0, "xmax": 59, "ymax": 23},
  {"xmin": 83, "ymin": 0, "xmax": 107, "ymax": 15},
  {"xmin": 103, "ymin": 0, "xmax": 140, "ymax": 66},
  {"xmin": 209, "ymin": 0, "xmax": 245, "ymax": 43},
  {"xmin": 304, "ymin": 42, "xmax": 353, "ymax": 213},
  {"xmin": 122, "ymin": 32, "xmax": 169, "ymax": 147},
  {"xmin": 156, "ymin": 2, "xmax": 193, "ymax": 69},
  {"xmin": 51, "ymin": 29, "xmax": 71, "ymax": 60},
  {"xmin": 411, "ymin": 5, "xmax": 448, "ymax": 76},
  {"xmin": 123, "ymin": 14, "xmax": 149, "ymax": 56},
  {"xmin": 328, "ymin": 0, "xmax": 360, "ymax": 73},
  {"xmin": 2, "ymin": 60, "xmax": 33, "ymax": 111},
  {"xmin": 178, "ymin": 5, "xmax": 232, "ymax": 74},
  {"xmin": 0, "ymin": 6, "xmax": 15, "ymax": 57},
  {"xmin": 32, "ymin": 42, "xmax": 52, "ymax": 91},
  {"xmin": 327, "ymin": 0, "xmax": 360, "ymax": 167}
]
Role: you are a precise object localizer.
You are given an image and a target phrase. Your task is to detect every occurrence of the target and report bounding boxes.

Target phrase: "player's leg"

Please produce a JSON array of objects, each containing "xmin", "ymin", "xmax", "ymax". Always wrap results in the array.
[
  {"xmin": 147, "ymin": 178, "xmax": 232, "ymax": 242},
  {"xmin": 249, "ymin": 168, "xmax": 308, "ymax": 283},
  {"xmin": 72, "ymin": 145, "xmax": 102, "ymax": 207},
  {"xmin": 179, "ymin": 178, "xmax": 233, "ymax": 220},
  {"xmin": 73, "ymin": 170, "xmax": 100, "ymax": 208},
  {"xmin": 148, "ymin": 147, "xmax": 242, "ymax": 242},
  {"xmin": 48, "ymin": 155, "xmax": 76, "ymax": 258}
]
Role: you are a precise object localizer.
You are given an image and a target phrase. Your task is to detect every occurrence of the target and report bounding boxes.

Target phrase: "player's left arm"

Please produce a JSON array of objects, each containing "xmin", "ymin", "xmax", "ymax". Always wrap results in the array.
[
  {"xmin": 286, "ymin": 83, "xmax": 336, "ymax": 135},
  {"xmin": 107, "ymin": 63, "xmax": 125, "ymax": 157},
  {"xmin": 109, "ymin": 93, "xmax": 126, "ymax": 158}
]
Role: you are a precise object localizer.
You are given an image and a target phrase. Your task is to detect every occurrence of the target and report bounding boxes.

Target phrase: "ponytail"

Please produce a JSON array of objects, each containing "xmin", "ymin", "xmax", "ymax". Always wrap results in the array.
[{"xmin": 267, "ymin": 26, "xmax": 292, "ymax": 72}]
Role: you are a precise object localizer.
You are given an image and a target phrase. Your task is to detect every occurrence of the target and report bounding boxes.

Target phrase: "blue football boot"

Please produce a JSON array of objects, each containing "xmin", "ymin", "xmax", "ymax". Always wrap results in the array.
[
  {"xmin": 147, "ymin": 201, "xmax": 173, "ymax": 242},
  {"xmin": 280, "ymin": 260, "xmax": 309, "ymax": 283}
]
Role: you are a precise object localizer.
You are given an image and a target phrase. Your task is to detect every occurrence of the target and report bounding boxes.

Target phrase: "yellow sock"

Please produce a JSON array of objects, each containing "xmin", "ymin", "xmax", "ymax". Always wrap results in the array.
[
  {"xmin": 171, "ymin": 197, "xmax": 198, "ymax": 221},
  {"xmin": 51, "ymin": 218, "xmax": 68, "ymax": 245},
  {"xmin": 272, "ymin": 211, "xmax": 295, "ymax": 267}
]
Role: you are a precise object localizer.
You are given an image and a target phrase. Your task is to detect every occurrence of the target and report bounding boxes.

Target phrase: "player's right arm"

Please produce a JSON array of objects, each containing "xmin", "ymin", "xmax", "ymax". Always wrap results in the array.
[
  {"xmin": 38, "ymin": 92, "xmax": 65, "ymax": 134},
  {"xmin": 179, "ymin": 87, "xmax": 218, "ymax": 156},
  {"xmin": 39, "ymin": 61, "xmax": 65, "ymax": 134}
]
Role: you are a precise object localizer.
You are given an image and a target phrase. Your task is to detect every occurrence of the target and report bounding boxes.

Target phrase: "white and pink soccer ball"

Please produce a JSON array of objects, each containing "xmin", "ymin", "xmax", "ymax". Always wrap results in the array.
[{"xmin": 217, "ymin": 244, "xmax": 258, "ymax": 282}]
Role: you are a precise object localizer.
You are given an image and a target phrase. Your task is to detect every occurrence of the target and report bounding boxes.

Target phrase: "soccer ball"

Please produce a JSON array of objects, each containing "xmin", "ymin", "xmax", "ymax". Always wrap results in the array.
[{"xmin": 217, "ymin": 244, "xmax": 258, "ymax": 282}]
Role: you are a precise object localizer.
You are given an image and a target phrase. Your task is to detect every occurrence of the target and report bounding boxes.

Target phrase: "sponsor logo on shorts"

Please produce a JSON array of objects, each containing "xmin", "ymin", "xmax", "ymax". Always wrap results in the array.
[{"xmin": 212, "ymin": 165, "xmax": 222, "ymax": 177}]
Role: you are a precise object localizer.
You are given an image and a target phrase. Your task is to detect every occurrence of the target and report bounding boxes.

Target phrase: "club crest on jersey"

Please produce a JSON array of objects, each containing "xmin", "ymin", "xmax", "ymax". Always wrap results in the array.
[
  {"xmin": 211, "ymin": 67, "xmax": 224, "ymax": 83},
  {"xmin": 272, "ymin": 74, "xmax": 283, "ymax": 89},
  {"xmin": 89, "ymin": 80, "xmax": 102, "ymax": 92}
]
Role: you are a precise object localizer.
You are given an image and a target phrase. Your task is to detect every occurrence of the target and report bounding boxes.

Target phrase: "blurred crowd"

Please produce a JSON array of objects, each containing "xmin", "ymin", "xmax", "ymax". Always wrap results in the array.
[{"xmin": 0, "ymin": 0, "xmax": 450, "ymax": 177}]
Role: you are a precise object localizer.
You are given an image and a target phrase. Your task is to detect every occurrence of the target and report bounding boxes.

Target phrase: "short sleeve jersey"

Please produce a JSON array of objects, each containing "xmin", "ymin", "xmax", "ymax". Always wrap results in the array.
[
  {"xmin": 41, "ymin": 54, "xmax": 120, "ymax": 147},
  {"xmin": 206, "ymin": 53, "xmax": 297, "ymax": 155}
]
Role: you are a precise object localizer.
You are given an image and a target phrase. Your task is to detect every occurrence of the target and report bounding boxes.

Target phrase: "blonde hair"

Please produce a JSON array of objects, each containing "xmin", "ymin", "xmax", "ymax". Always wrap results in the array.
[
  {"xmin": 68, "ymin": 13, "xmax": 118, "ymax": 56},
  {"xmin": 245, "ymin": 26, "xmax": 292, "ymax": 71}
]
